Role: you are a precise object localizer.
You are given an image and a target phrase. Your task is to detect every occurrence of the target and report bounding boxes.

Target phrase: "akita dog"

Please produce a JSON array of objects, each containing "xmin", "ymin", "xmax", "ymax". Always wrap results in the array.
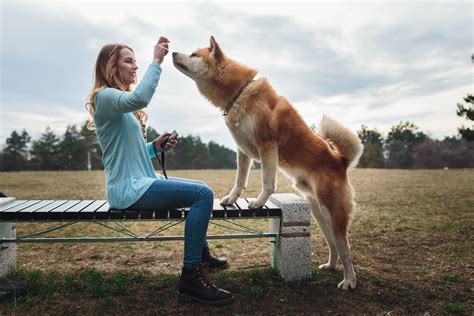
[{"xmin": 172, "ymin": 37, "xmax": 363, "ymax": 290}]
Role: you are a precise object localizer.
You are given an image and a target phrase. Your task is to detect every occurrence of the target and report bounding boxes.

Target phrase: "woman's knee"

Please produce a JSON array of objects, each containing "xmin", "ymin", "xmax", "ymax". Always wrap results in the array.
[
  {"xmin": 195, "ymin": 178, "xmax": 207, "ymax": 185},
  {"xmin": 197, "ymin": 184, "xmax": 213, "ymax": 200}
]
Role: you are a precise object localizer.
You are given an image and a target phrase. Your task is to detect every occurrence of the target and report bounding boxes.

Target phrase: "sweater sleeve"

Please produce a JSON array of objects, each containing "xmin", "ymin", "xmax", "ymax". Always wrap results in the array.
[
  {"xmin": 95, "ymin": 63, "xmax": 162, "ymax": 120},
  {"xmin": 146, "ymin": 142, "xmax": 161, "ymax": 158}
]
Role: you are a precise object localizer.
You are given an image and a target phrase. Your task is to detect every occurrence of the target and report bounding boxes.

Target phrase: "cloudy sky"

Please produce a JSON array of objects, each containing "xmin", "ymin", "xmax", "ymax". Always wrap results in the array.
[{"xmin": 1, "ymin": 0, "xmax": 472, "ymax": 150}]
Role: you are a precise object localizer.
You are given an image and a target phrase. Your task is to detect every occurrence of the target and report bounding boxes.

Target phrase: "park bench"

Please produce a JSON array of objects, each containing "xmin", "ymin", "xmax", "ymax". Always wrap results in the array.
[{"xmin": 0, "ymin": 194, "xmax": 312, "ymax": 282}]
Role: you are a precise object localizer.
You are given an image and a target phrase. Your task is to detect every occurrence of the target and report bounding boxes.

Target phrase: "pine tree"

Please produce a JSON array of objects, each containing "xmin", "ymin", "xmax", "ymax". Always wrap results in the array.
[
  {"xmin": 58, "ymin": 125, "xmax": 87, "ymax": 170},
  {"xmin": 456, "ymin": 94, "xmax": 474, "ymax": 141},
  {"xmin": 30, "ymin": 127, "xmax": 60, "ymax": 170},
  {"xmin": 1, "ymin": 130, "xmax": 31, "ymax": 171}
]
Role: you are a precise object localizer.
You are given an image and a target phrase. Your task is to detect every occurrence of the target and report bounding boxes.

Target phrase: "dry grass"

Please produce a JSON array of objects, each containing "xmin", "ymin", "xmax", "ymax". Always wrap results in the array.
[{"xmin": 0, "ymin": 168, "xmax": 473, "ymax": 314}]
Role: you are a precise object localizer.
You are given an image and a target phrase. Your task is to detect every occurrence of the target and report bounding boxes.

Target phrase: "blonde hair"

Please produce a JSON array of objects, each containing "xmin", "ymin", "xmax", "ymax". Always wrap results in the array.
[{"xmin": 86, "ymin": 44, "xmax": 148, "ymax": 138}]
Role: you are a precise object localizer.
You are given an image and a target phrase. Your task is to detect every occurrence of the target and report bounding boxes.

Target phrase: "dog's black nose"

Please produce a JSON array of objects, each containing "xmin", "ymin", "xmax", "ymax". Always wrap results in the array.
[{"xmin": 172, "ymin": 52, "xmax": 177, "ymax": 58}]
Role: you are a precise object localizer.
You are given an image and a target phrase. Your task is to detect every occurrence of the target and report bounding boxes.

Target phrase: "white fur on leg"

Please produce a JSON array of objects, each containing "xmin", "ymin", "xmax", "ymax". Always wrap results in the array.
[
  {"xmin": 308, "ymin": 198, "xmax": 338, "ymax": 271},
  {"xmin": 335, "ymin": 238, "xmax": 357, "ymax": 290},
  {"xmin": 338, "ymin": 277, "xmax": 357, "ymax": 290},
  {"xmin": 319, "ymin": 263, "xmax": 337, "ymax": 271},
  {"xmin": 220, "ymin": 191, "xmax": 240, "ymax": 206},
  {"xmin": 249, "ymin": 189, "xmax": 272, "ymax": 209},
  {"xmin": 221, "ymin": 150, "xmax": 252, "ymax": 206},
  {"xmin": 249, "ymin": 146, "xmax": 277, "ymax": 209}
]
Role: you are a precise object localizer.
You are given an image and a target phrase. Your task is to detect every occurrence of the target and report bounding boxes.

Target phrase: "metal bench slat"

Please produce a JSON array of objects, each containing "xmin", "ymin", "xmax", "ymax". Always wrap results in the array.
[
  {"xmin": 237, "ymin": 199, "xmax": 255, "ymax": 217},
  {"xmin": 15, "ymin": 200, "xmax": 56, "ymax": 220},
  {"xmin": 139, "ymin": 208, "xmax": 153, "ymax": 220},
  {"xmin": 169, "ymin": 208, "xmax": 183, "ymax": 219},
  {"xmin": 31, "ymin": 200, "xmax": 70, "ymax": 220},
  {"xmin": 94, "ymin": 202, "xmax": 114, "ymax": 220},
  {"xmin": 211, "ymin": 199, "xmax": 225, "ymax": 218},
  {"xmin": 0, "ymin": 200, "xmax": 42, "ymax": 221},
  {"xmin": 18, "ymin": 200, "xmax": 54, "ymax": 211},
  {"xmin": 106, "ymin": 205, "xmax": 139, "ymax": 220},
  {"xmin": 224, "ymin": 203, "xmax": 240, "ymax": 218},
  {"xmin": 264, "ymin": 200, "xmax": 282, "ymax": 216},
  {"xmin": 124, "ymin": 208, "xmax": 139, "ymax": 219},
  {"xmin": 0, "ymin": 200, "xmax": 41, "ymax": 213},
  {"xmin": 0, "ymin": 200, "xmax": 28, "ymax": 212},
  {"xmin": 79, "ymin": 200, "xmax": 107, "ymax": 219},
  {"xmin": 246, "ymin": 198, "xmax": 269, "ymax": 217},
  {"xmin": 0, "ymin": 200, "xmax": 43, "ymax": 220},
  {"xmin": 154, "ymin": 209, "xmax": 169, "ymax": 219},
  {"xmin": 264, "ymin": 200, "xmax": 280, "ymax": 210},
  {"xmin": 63, "ymin": 200, "xmax": 95, "ymax": 220},
  {"xmin": 48, "ymin": 200, "xmax": 82, "ymax": 220}
]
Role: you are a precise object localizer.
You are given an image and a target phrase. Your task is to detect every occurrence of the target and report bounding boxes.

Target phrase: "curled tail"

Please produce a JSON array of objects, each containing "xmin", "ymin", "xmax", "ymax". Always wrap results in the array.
[{"xmin": 319, "ymin": 115, "xmax": 363, "ymax": 170}]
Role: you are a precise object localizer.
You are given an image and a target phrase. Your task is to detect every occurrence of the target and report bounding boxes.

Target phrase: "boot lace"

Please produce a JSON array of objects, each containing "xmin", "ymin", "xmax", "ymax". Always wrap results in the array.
[{"xmin": 197, "ymin": 267, "xmax": 217, "ymax": 290}]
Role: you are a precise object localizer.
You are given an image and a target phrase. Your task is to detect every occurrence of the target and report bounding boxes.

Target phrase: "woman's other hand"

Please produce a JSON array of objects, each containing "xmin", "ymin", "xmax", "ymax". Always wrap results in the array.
[
  {"xmin": 153, "ymin": 132, "xmax": 177, "ymax": 152},
  {"xmin": 153, "ymin": 36, "xmax": 170, "ymax": 65}
]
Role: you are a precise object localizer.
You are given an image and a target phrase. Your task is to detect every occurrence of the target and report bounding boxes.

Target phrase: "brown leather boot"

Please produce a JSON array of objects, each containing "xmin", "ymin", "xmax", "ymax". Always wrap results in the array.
[
  {"xmin": 202, "ymin": 246, "xmax": 229, "ymax": 271},
  {"xmin": 177, "ymin": 264, "xmax": 233, "ymax": 305}
]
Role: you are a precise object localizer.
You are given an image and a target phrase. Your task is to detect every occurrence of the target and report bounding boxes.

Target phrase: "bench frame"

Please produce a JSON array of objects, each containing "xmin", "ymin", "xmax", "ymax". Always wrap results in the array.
[{"xmin": 0, "ymin": 193, "xmax": 312, "ymax": 282}]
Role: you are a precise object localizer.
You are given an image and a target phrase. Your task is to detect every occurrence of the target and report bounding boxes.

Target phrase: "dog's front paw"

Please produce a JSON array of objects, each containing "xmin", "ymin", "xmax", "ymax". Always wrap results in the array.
[
  {"xmin": 318, "ymin": 263, "xmax": 336, "ymax": 271},
  {"xmin": 248, "ymin": 199, "xmax": 266, "ymax": 209},
  {"xmin": 338, "ymin": 278, "xmax": 357, "ymax": 290},
  {"xmin": 220, "ymin": 194, "xmax": 239, "ymax": 206}
]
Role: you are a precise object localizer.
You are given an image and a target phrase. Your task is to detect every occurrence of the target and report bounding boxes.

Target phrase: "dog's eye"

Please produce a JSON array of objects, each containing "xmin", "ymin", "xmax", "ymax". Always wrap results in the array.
[{"xmin": 190, "ymin": 53, "xmax": 197, "ymax": 58}]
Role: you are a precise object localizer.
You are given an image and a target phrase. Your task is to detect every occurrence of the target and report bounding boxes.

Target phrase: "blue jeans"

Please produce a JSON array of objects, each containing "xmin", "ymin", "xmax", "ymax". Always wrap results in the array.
[{"xmin": 129, "ymin": 176, "xmax": 212, "ymax": 268}]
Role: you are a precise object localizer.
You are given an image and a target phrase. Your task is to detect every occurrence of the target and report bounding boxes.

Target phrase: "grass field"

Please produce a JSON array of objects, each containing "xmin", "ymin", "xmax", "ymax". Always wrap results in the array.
[{"xmin": 0, "ymin": 169, "xmax": 473, "ymax": 314}]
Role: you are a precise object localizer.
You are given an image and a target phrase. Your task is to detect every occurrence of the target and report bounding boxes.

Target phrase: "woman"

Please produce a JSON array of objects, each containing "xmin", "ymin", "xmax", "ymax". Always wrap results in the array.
[{"xmin": 86, "ymin": 36, "xmax": 233, "ymax": 305}]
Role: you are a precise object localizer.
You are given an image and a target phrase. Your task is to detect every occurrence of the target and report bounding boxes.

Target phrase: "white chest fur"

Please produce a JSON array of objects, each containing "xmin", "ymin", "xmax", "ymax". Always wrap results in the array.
[{"xmin": 224, "ymin": 113, "xmax": 260, "ymax": 160}]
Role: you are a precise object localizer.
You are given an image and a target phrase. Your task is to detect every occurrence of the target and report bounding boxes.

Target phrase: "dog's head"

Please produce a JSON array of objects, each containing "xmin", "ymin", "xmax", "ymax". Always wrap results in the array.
[
  {"xmin": 172, "ymin": 36, "xmax": 224, "ymax": 81},
  {"xmin": 172, "ymin": 36, "xmax": 257, "ymax": 109}
]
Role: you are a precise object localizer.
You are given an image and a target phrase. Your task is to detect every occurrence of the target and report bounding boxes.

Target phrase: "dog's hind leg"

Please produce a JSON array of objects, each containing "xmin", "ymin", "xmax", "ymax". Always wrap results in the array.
[
  {"xmin": 333, "ymin": 225, "xmax": 356, "ymax": 290},
  {"xmin": 221, "ymin": 149, "xmax": 252, "ymax": 206},
  {"xmin": 317, "ymin": 181, "xmax": 357, "ymax": 290},
  {"xmin": 307, "ymin": 196, "xmax": 338, "ymax": 271}
]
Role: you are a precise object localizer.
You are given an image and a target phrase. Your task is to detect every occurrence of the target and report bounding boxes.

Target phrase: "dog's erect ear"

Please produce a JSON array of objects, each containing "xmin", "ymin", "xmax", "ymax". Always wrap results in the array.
[{"xmin": 209, "ymin": 36, "xmax": 223, "ymax": 60}]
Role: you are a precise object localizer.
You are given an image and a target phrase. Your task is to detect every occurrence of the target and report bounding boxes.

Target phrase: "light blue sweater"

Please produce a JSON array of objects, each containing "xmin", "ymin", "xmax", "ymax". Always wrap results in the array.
[{"xmin": 93, "ymin": 63, "xmax": 162, "ymax": 209}]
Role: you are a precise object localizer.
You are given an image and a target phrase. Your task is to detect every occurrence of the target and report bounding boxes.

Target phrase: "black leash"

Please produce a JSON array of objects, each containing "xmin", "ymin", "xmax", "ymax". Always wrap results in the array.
[
  {"xmin": 152, "ymin": 143, "xmax": 168, "ymax": 179},
  {"xmin": 151, "ymin": 131, "xmax": 178, "ymax": 179}
]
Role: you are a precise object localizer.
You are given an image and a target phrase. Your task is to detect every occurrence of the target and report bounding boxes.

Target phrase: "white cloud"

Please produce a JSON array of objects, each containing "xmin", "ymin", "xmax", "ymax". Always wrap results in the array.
[{"xmin": 1, "ymin": 0, "xmax": 472, "ymax": 150}]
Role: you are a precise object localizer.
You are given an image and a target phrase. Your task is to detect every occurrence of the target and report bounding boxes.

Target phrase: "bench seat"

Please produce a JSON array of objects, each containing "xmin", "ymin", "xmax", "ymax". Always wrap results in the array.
[{"xmin": 0, "ymin": 199, "xmax": 282, "ymax": 221}]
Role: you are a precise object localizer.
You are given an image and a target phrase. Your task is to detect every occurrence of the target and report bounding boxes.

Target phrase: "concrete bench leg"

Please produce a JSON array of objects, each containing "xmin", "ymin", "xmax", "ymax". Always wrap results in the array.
[
  {"xmin": 0, "ymin": 198, "xmax": 16, "ymax": 278},
  {"xmin": 269, "ymin": 193, "xmax": 312, "ymax": 282}
]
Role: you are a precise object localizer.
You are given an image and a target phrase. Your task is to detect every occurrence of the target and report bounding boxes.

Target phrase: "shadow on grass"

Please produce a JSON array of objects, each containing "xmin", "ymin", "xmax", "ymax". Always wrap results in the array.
[{"xmin": 1, "ymin": 267, "xmax": 469, "ymax": 314}]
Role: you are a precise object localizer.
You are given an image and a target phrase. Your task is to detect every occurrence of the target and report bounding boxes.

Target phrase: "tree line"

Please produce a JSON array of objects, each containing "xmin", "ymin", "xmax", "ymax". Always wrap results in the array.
[
  {"xmin": 1, "ymin": 94, "xmax": 472, "ymax": 171},
  {"xmin": 357, "ymin": 94, "xmax": 473, "ymax": 169},
  {"xmin": 0, "ymin": 121, "xmax": 236, "ymax": 172},
  {"xmin": 357, "ymin": 122, "xmax": 473, "ymax": 169}
]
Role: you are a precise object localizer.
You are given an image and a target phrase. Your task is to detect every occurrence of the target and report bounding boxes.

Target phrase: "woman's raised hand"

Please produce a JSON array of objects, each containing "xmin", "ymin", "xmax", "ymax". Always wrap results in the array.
[{"xmin": 153, "ymin": 36, "xmax": 170, "ymax": 65}]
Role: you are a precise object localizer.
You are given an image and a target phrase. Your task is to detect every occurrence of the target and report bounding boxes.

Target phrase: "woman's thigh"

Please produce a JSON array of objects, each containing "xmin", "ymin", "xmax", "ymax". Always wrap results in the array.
[
  {"xmin": 167, "ymin": 176, "xmax": 207, "ymax": 186},
  {"xmin": 129, "ymin": 179, "xmax": 210, "ymax": 211}
]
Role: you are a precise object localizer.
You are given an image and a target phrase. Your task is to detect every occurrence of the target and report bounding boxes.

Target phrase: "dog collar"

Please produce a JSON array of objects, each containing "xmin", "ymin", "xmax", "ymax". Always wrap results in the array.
[{"xmin": 222, "ymin": 77, "xmax": 255, "ymax": 116}]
